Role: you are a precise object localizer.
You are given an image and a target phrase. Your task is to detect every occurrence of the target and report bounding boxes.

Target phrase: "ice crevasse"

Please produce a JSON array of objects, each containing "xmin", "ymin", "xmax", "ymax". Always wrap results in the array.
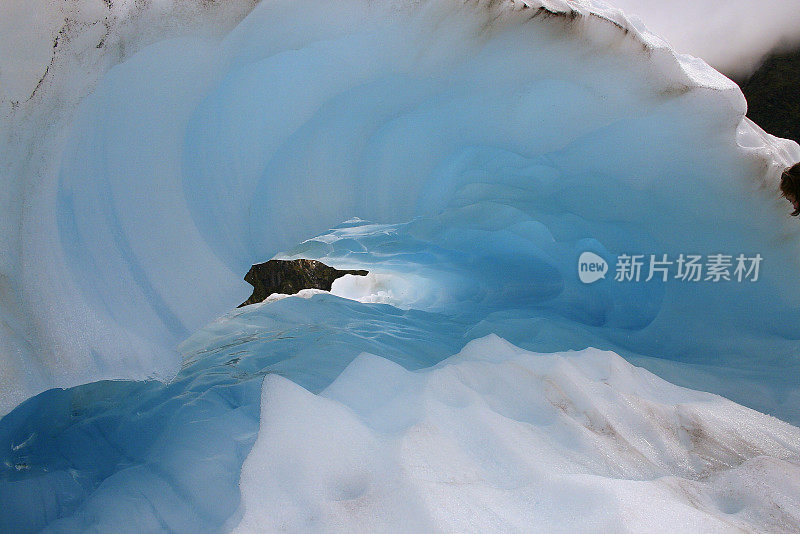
[{"xmin": 1, "ymin": 0, "xmax": 800, "ymax": 531}]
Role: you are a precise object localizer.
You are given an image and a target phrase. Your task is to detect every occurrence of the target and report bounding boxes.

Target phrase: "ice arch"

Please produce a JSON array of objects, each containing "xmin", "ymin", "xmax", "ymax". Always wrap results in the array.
[{"xmin": 2, "ymin": 0, "xmax": 800, "ymax": 416}]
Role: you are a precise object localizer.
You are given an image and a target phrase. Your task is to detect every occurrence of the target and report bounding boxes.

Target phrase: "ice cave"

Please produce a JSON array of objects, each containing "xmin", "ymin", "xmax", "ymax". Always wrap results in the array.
[{"xmin": 1, "ymin": 0, "xmax": 799, "ymax": 531}]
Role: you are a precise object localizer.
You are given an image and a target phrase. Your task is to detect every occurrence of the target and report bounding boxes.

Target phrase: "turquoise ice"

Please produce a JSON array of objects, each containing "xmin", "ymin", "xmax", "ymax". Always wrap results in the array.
[{"xmin": 1, "ymin": 0, "xmax": 800, "ymax": 531}]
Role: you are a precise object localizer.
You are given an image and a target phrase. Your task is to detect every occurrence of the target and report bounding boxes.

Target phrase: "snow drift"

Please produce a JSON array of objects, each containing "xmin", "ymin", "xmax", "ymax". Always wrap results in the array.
[{"xmin": 235, "ymin": 335, "xmax": 800, "ymax": 533}]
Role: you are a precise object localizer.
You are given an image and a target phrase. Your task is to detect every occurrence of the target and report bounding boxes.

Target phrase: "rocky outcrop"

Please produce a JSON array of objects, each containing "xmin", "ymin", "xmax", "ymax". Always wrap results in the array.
[
  {"xmin": 737, "ymin": 47, "xmax": 800, "ymax": 145},
  {"xmin": 238, "ymin": 259, "xmax": 368, "ymax": 307}
]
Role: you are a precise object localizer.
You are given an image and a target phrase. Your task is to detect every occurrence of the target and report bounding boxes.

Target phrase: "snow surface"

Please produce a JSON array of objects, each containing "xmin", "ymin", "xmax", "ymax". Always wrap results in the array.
[
  {"xmin": 597, "ymin": 0, "xmax": 800, "ymax": 76},
  {"xmin": 234, "ymin": 335, "xmax": 800, "ymax": 533}
]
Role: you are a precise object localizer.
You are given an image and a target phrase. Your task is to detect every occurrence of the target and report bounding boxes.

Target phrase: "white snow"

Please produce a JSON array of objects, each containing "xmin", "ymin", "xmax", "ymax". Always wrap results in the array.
[
  {"xmin": 233, "ymin": 334, "xmax": 800, "ymax": 533},
  {"xmin": 595, "ymin": 0, "xmax": 800, "ymax": 76},
  {"xmin": 236, "ymin": 272, "xmax": 424, "ymax": 308}
]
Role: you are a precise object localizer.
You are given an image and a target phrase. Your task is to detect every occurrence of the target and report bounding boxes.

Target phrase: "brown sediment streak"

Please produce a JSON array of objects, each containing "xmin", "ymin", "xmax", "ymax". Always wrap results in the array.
[{"xmin": 474, "ymin": 0, "xmax": 652, "ymax": 54}]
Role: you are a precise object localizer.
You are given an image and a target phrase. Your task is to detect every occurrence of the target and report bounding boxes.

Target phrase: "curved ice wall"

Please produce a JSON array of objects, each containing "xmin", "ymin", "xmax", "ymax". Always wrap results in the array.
[{"xmin": 2, "ymin": 0, "xmax": 800, "ymax": 416}]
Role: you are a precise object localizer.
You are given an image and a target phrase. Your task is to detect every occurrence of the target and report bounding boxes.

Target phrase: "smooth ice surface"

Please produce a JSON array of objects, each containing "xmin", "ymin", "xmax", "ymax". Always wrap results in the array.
[
  {"xmin": 234, "ymin": 335, "xmax": 800, "ymax": 533},
  {"xmin": 0, "ymin": 294, "xmax": 468, "ymax": 532},
  {"xmin": 2, "ymin": 0, "xmax": 800, "ymax": 531},
  {"xmin": 0, "ymin": 0, "xmax": 257, "ymax": 416}
]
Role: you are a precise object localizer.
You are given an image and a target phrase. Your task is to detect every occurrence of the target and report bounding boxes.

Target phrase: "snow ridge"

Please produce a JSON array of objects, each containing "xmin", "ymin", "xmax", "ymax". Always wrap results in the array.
[{"xmin": 235, "ymin": 335, "xmax": 800, "ymax": 533}]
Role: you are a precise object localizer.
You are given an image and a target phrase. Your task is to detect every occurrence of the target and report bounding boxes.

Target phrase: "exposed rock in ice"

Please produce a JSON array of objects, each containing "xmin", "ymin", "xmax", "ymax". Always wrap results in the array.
[{"xmin": 239, "ymin": 259, "xmax": 368, "ymax": 307}]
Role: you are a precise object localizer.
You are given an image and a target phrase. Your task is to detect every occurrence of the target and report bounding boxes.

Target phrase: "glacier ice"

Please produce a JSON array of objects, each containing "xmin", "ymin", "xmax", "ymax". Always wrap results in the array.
[
  {"xmin": 2, "ymin": 0, "xmax": 800, "ymax": 415},
  {"xmin": 0, "ymin": 293, "xmax": 468, "ymax": 531},
  {"xmin": 1, "ymin": 0, "xmax": 800, "ymax": 531},
  {"xmin": 1, "ymin": 0, "xmax": 799, "ymax": 415}
]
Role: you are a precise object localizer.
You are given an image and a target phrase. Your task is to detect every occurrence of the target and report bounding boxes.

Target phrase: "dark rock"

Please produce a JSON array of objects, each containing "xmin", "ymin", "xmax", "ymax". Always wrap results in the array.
[
  {"xmin": 735, "ymin": 47, "xmax": 800, "ymax": 145},
  {"xmin": 238, "ymin": 259, "xmax": 368, "ymax": 307}
]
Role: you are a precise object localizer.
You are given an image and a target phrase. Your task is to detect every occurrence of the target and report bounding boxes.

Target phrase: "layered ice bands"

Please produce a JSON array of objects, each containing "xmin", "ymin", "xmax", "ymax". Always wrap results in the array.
[
  {"xmin": 2, "ymin": 0, "xmax": 800, "ymax": 416},
  {"xmin": 2, "ymin": 0, "xmax": 800, "ymax": 531}
]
